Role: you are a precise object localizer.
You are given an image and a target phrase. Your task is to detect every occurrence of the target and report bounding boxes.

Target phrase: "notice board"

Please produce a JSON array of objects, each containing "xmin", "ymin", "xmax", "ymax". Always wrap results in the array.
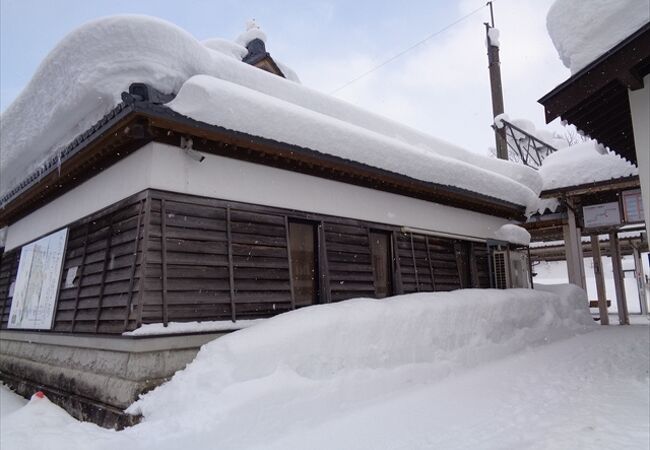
[{"xmin": 8, "ymin": 228, "xmax": 68, "ymax": 329}]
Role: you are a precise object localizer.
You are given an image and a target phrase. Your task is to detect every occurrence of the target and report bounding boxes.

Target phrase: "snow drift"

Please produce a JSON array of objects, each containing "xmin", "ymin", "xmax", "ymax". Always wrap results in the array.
[
  {"xmin": 128, "ymin": 286, "xmax": 595, "ymax": 421},
  {"xmin": 1, "ymin": 15, "xmax": 541, "ymax": 209}
]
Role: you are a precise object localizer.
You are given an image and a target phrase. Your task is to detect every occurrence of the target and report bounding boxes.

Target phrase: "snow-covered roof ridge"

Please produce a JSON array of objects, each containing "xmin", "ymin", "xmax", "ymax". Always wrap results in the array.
[
  {"xmin": 235, "ymin": 19, "xmax": 267, "ymax": 47},
  {"xmin": 1, "ymin": 15, "xmax": 541, "ymax": 210},
  {"xmin": 547, "ymin": 0, "xmax": 650, "ymax": 74},
  {"xmin": 538, "ymin": 141, "xmax": 639, "ymax": 192}
]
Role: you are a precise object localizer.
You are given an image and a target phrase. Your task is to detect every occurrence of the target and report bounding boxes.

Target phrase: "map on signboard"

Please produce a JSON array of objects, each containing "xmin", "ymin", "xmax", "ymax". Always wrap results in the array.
[
  {"xmin": 583, "ymin": 202, "xmax": 621, "ymax": 229},
  {"xmin": 8, "ymin": 228, "xmax": 68, "ymax": 329},
  {"xmin": 622, "ymin": 189, "xmax": 644, "ymax": 223}
]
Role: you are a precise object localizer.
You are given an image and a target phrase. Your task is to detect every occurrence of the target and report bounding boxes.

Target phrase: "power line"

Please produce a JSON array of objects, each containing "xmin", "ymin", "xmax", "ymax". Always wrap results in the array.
[{"xmin": 329, "ymin": 4, "xmax": 490, "ymax": 95}]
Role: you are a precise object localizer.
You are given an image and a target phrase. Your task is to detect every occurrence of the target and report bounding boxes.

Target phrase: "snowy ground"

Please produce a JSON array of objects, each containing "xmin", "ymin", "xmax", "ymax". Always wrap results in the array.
[{"xmin": 1, "ymin": 287, "xmax": 648, "ymax": 450}]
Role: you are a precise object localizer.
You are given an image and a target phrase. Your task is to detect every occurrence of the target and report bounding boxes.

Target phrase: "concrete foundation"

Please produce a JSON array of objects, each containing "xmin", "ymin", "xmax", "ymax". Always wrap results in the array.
[{"xmin": 0, "ymin": 330, "xmax": 227, "ymax": 428}]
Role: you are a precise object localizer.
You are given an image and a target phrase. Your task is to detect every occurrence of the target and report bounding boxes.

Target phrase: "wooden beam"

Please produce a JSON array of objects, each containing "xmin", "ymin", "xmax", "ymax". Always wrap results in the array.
[
  {"xmin": 392, "ymin": 231, "xmax": 404, "ymax": 295},
  {"xmin": 135, "ymin": 194, "xmax": 153, "ymax": 328},
  {"xmin": 160, "ymin": 198, "xmax": 169, "ymax": 327},
  {"xmin": 285, "ymin": 217, "xmax": 296, "ymax": 310},
  {"xmin": 319, "ymin": 222, "xmax": 331, "ymax": 303},
  {"xmin": 122, "ymin": 198, "xmax": 146, "ymax": 330},
  {"xmin": 409, "ymin": 234, "xmax": 420, "ymax": 292},
  {"xmin": 70, "ymin": 224, "xmax": 90, "ymax": 332},
  {"xmin": 94, "ymin": 216, "xmax": 114, "ymax": 333},
  {"xmin": 425, "ymin": 236, "xmax": 437, "ymax": 291},
  {"xmin": 563, "ymin": 202, "xmax": 586, "ymax": 289},
  {"xmin": 590, "ymin": 234, "xmax": 609, "ymax": 325},
  {"xmin": 632, "ymin": 245, "xmax": 649, "ymax": 316},
  {"xmin": 609, "ymin": 231, "xmax": 630, "ymax": 325},
  {"xmin": 226, "ymin": 206, "xmax": 237, "ymax": 321}
]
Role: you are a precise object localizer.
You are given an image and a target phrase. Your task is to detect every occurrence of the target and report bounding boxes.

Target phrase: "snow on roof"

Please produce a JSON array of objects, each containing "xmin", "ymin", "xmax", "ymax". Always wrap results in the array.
[
  {"xmin": 539, "ymin": 141, "xmax": 638, "ymax": 191},
  {"xmin": 547, "ymin": 0, "xmax": 650, "ymax": 73},
  {"xmin": 235, "ymin": 19, "xmax": 267, "ymax": 47},
  {"xmin": 494, "ymin": 224, "xmax": 531, "ymax": 246},
  {"xmin": 168, "ymin": 75, "xmax": 539, "ymax": 207},
  {"xmin": 0, "ymin": 15, "xmax": 540, "ymax": 209}
]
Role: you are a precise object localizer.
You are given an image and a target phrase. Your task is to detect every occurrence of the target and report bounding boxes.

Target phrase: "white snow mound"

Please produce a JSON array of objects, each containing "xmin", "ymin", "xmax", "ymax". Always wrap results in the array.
[
  {"xmin": 547, "ymin": 0, "xmax": 650, "ymax": 73},
  {"xmin": 128, "ymin": 286, "xmax": 594, "ymax": 421},
  {"xmin": 495, "ymin": 223, "xmax": 531, "ymax": 245},
  {"xmin": 539, "ymin": 140, "xmax": 638, "ymax": 191}
]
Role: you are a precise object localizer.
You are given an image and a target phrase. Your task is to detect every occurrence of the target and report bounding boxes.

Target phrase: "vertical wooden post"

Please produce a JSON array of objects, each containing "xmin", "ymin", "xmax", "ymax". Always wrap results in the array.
[
  {"xmin": 135, "ymin": 193, "xmax": 153, "ymax": 328},
  {"xmin": 284, "ymin": 217, "xmax": 296, "ymax": 310},
  {"xmin": 563, "ymin": 200, "xmax": 585, "ymax": 289},
  {"xmin": 609, "ymin": 231, "xmax": 629, "ymax": 325},
  {"xmin": 123, "ymin": 199, "xmax": 146, "ymax": 330},
  {"xmin": 94, "ymin": 216, "xmax": 114, "ymax": 333},
  {"xmin": 409, "ymin": 234, "xmax": 420, "ymax": 291},
  {"xmin": 392, "ymin": 231, "xmax": 404, "ymax": 295},
  {"xmin": 632, "ymin": 245, "xmax": 648, "ymax": 316},
  {"xmin": 160, "ymin": 199, "xmax": 169, "ymax": 327},
  {"xmin": 424, "ymin": 237, "xmax": 437, "ymax": 291},
  {"xmin": 71, "ymin": 224, "xmax": 90, "ymax": 332},
  {"xmin": 590, "ymin": 234, "xmax": 609, "ymax": 325},
  {"xmin": 226, "ymin": 206, "xmax": 237, "ymax": 321},
  {"xmin": 319, "ymin": 222, "xmax": 331, "ymax": 303}
]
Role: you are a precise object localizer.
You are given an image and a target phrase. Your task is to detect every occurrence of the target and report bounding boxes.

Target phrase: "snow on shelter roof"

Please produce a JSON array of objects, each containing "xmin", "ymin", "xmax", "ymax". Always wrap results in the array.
[
  {"xmin": 538, "ymin": 141, "xmax": 638, "ymax": 192},
  {"xmin": 0, "ymin": 15, "xmax": 541, "ymax": 210},
  {"xmin": 547, "ymin": 0, "xmax": 650, "ymax": 74}
]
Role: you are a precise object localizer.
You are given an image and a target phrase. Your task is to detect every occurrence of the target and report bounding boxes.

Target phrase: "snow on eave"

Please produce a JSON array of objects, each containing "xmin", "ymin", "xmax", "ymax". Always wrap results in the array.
[
  {"xmin": 546, "ymin": 0, "xmax": 650, "ymax": 74},
  {"xmin": 167, "ymin": 75, "xmax": 539, "ymax": 210}
]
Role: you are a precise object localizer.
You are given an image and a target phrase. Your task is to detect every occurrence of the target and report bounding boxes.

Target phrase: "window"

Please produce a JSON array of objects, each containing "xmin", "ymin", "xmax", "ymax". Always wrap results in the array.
[
  {"xmin": 369, "ymin": 231, "xmax": 393, "ymax": 298},
  {"xmin": 288, "ymin": 222, "xmax": 318, "ymax": 306}
]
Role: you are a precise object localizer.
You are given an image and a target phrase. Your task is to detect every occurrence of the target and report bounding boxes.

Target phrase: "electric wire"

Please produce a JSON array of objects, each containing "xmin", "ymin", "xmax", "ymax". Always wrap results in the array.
[{"xmin": 329, "ymin": 3, "xmax": 491, "ymax": 95}]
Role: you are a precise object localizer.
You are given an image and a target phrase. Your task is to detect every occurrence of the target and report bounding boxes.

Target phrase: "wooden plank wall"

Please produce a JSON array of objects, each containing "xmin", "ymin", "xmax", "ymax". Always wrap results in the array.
[
  {"xmin": 0, "ymin": 189, "xmax": 494, "ymax": 333},
  {"xmin": 0, "ymin": 250, "xmax": 20, "ymax": 328},
  {"xmin": 53, "ymin": 195, "xmax": 146, "ymax": 333}
]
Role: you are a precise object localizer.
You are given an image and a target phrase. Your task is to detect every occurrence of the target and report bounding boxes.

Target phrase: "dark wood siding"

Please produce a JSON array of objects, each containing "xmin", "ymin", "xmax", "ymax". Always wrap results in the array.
[
  {"xmin": 0, "ymin": 250, "xmax": 20, "ymax": 328},
  {"xmin": 54, "ymin": 195, "xmax": 146, "ymax": 333},
  {"xmin": 2, "ymin": 189, "xmax": 495, "ymax": 334}
]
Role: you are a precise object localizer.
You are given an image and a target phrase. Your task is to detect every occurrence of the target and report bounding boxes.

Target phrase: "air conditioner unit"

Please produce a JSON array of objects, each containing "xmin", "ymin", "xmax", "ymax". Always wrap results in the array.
[{"xmin": 492, "ymin": 249, "xmax": 531, "ymax": 289}]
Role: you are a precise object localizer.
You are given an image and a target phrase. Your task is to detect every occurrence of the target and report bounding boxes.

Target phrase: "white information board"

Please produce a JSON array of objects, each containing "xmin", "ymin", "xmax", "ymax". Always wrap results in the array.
[
  {"xmin": 8, "ymin": 228, "xmax": 68, "ymax": 329},
  {"xmin": 583, "ymin": 202, "xmax": 621, "ymax": 229}
]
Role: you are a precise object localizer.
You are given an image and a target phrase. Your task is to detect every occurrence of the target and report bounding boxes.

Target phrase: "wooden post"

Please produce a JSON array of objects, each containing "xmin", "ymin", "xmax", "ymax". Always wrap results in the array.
[
  {"xmin": 484, "ymin": 3, "xmax": 507, "ymax": 160},
  {"xmin": 632, "ymin": 245, "xmax": 648, "ymax": 316},
  {"xmin": 226, "ymin": 206, "xmax": 237, "ymax": 321},
  {"xmin": 590, "ymin": 234, "xmax": 609, "ymax": 325},
  {"xmin": 160, "ymin": 199, "xmax": 169, "ymax": 327},
  {"xmin": 409, "ymin": 234, "xmax": 420, "ymax": 291},
  {"xmin": 563, "ymin": 202, "xmax": 585, "ymax": 289},
  {"xmin": 609, "ymin": 231, "xmax": 629, "ymax": 325}
]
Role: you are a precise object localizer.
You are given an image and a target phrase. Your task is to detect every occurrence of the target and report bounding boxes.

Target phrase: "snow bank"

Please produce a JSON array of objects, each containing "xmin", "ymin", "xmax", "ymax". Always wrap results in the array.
[
  {"xmin": 0, "ymin": 392, "xmax": 115, "ymax": 450},
  {"xmin": 124, "ymin": 319, "xmax": 264, "ymax": 336},
  {"xmin": 128, "ymin": 286, "xmax": 594, "ymax": 421},
  {"xmin": 539, "ymin": 141, "xmax": 638, "ymax": 191},
  {"xmin": 0, "ymin": 384, "xmax": 27, "ymax": 418},
  {"xmin": 168, "ymin": 75, "xmax": 540, "ymax": 207},
  {"xmin": 1, "ymin": 15, "xmax": 540, "ymax": 208},
  {"xmin": 547, "ymin": 0, "xmax": 650, "ymax": 73},
  {"xmin": 495, "ymin": 223, "xmax": 531, "ymax": 245}
]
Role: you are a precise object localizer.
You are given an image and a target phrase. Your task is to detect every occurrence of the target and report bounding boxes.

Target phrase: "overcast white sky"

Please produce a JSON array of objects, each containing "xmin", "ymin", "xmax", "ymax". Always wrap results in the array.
[{"xmin": 0, "ymin": 0, "xmax": 571, "ymax": 156}]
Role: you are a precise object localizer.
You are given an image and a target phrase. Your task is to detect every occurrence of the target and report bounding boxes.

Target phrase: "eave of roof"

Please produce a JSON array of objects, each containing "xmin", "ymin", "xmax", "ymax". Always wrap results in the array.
[
  {"xmin": 0, "ymin": 99, "xmax": 527, "ymax": 227},
  {"xmin": 538, "ymin": 23, "xmax": 650, "ymax": 164},
  {"xmin": 539, "ymin": 175, "xmax": 640, "ymax": 199}
]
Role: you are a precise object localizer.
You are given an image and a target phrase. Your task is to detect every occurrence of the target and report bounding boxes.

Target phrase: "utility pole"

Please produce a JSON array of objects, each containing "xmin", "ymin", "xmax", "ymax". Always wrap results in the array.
[{"xmin": 485, "ymin": 1, "xmax": 508, "ymax": 160}]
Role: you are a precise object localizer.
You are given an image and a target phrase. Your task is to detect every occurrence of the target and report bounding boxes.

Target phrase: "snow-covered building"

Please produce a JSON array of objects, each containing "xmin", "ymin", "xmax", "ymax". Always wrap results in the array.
[
  {"xmin": 0, "ymin": 16, "xmax": 540, "ymax": 425},
  {"xmin": 539, "ymin": 0, "xmax": 650, "ymax": 237}
]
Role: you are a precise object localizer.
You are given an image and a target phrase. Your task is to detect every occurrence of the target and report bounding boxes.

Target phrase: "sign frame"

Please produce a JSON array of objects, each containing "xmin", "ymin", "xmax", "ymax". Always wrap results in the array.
[{"xmin": 8, "ymin": 228, "xmax": 69, "ymax": 330}]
